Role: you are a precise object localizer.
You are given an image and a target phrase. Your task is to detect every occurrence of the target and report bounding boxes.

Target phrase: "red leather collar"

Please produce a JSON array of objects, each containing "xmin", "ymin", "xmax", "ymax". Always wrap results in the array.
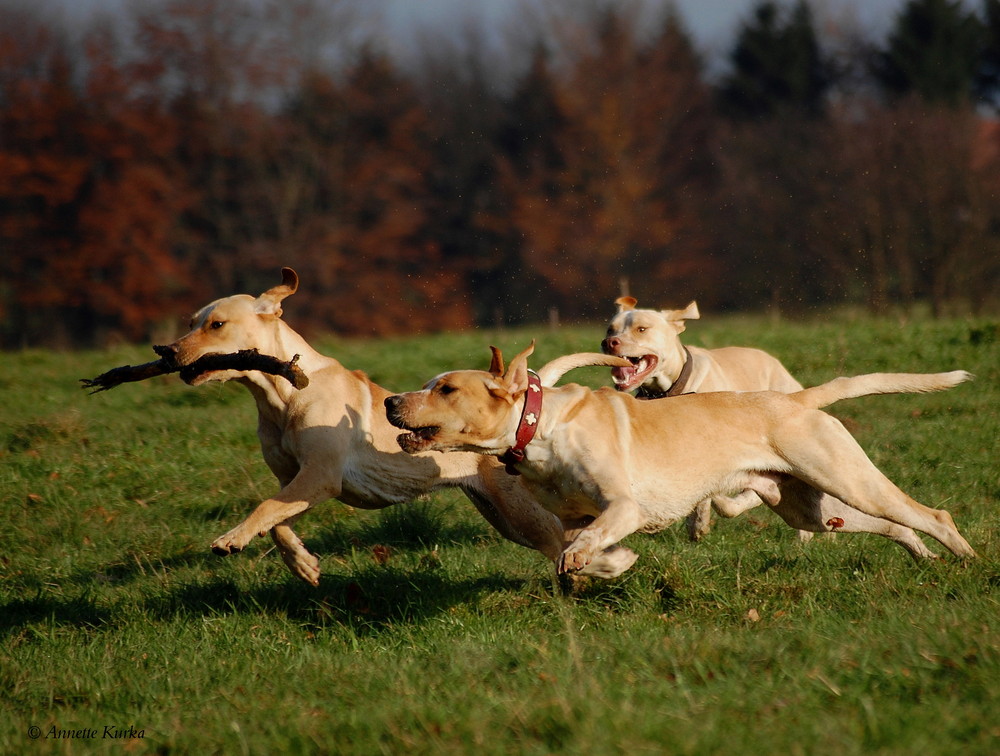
[{"xmin": 498, "ymin": 370, "xmax": 542, "ymax": 475}]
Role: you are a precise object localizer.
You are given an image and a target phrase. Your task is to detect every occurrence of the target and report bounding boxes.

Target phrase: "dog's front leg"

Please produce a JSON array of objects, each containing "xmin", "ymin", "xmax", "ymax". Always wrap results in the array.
[
  {"xmin": 559, "ymin": 496, "xmax": 645, "ymax": 574},
  {"xmin": 211, "ymin": 470, "xmax": 337, "ymax": 559},
  {"xmin": 270, "ymin": 517, "xmax": 321, "ymax": 586}
]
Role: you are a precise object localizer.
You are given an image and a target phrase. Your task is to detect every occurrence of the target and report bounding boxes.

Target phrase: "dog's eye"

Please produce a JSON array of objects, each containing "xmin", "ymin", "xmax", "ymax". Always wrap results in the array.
[
  {"xmin": 439, "ymin": 384, "xmax": 458, "ymax": 396},
  {"xmin": 210, "ymin": 321, "xmax": 225, "ymax": 330},
  {"xmin": 636, "ymin": 327, "xmax": 647, "ymax": 333}
]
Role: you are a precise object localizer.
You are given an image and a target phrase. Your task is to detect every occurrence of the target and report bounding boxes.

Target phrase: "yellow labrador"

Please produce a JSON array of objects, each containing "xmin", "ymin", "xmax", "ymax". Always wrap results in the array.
[
  {"xmin": 603, "ymin": 297, "xmax": 806, "ymax": 539},
  {"xmin": 602, "ymin": 298, "xmax": 802, "ymax": 397},
  {"xmin": 386, "ymin": 343, "xmax": 975, "ymax": 575},
  {"xmin": 161, "ymin": 270, "xmax": 634, "ymax": 584}
]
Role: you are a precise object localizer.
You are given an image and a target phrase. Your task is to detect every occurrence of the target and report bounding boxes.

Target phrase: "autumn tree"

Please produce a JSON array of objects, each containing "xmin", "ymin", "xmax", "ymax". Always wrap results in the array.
[
  {"xmin": 0, "ymin": 12, "xmax": 84, "ymax": 346},
  {"xmin": 474, "ymin": 44, "xmax": 564, "ymax": 325},
  {"xmin": 823, "ymin": 102, "xmax": 1000, "ymax": 315},
  {"xmin": 409, "ymin": 29, "xmax": 515, "ymax": 327},
  {"xmin": 280, "ymin": 51, "xmax": 472, "ymax": 335},
  {"xmin": 0, "ymin": 10, "xmax": 188, "ymax": 346},
  {"xmin": 496, "ymin": 7, "xmax": 715, "ymax": 322},
  {"xmin": 125, "ymin": 0, "xmax": 298, "ymax": 300},
  {"xmin": 64, "ymin": 28, "xmax": 190, "ymax": 343},
  {"xmin": 976, "ymin": 0, "xmax": 1000, "ymax": 107}
]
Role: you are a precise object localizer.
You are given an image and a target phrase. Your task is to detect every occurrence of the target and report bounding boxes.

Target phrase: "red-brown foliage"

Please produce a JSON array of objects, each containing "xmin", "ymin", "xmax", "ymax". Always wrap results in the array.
[{"xmin": 1, "ymin": 1, "xmax": 997, "ymax": 349}]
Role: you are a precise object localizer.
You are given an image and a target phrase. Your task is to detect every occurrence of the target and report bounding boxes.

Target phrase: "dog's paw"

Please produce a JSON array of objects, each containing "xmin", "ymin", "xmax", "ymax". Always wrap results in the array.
[
  {"xmin": 281, "ymin": 548, "xmax": 321, "ymax": 586},
  {"xmin": 577, "ymin": 546, "xmax": 638, "ymax": 579},
  {"xmin": 210, "ymin": 530, "xmax": 250, "ymax": 556},
  {"xmin": 557, "ymin": 548, "xmax": 593, "ymax": 574},
  {"xmin": 685, "ymin": 503, "xmax": 712, "ymax": 541}
]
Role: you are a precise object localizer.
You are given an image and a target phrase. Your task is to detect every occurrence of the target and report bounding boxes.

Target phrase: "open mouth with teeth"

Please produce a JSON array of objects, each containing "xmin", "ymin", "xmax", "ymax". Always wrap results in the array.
[
  {"xmin": 611, "ymin": 355, "xmax": 659, "ymax": 391},
  {"xmin": 386, "ymin": 402, "xmax": 440, "ymax": 453},
  {"xmin": 395, "ymin": 425, "xmax": 440, "ymax": 453}
]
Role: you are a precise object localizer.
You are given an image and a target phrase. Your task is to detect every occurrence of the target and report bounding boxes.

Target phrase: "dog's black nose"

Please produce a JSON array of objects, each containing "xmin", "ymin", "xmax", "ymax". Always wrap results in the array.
[
  {"xmin": 384, "ymin": 395, "xmax": 406, "ymax": 427},
  {"xmin": 602, "ymin": 337, "xmax": 620, "ymax": 353}
]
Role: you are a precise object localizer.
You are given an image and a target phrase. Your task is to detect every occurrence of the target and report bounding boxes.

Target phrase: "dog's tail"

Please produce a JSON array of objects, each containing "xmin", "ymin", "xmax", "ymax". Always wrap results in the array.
[
  {"xmin": 791, "ymin": 370, "xmax": 973, "ymax": 410},
  {"xmin": 537, "ymin": 353, "xmax": 633, "ymax": 387}
]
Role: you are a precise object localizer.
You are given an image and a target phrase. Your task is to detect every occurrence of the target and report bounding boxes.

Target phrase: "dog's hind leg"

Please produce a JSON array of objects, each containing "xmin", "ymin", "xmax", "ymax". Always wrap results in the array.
[
  {"xmin": 770, "ymin": 479, "xmax": 938, "ymax": 560},
  {"xmin": 711, "ymin": 490, "xmax": 766, "ymax": 519},
  {"xmin": 467, "ymin": 461, "xmax": 567, "ymax": 562},
  {"xmin": 685, "ymin": 500, "xmax": 713, "ymax": 541},
  {"xmin": 775, "ymin": 413, "xmax": 974, "ymax": 558}
]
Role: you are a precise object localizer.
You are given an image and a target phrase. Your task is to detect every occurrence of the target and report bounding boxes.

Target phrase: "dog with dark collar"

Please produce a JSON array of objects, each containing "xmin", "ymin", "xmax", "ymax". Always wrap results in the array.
[{"xmin": 602, "ymin": 297, "xmax": 806, "ymax": 539}]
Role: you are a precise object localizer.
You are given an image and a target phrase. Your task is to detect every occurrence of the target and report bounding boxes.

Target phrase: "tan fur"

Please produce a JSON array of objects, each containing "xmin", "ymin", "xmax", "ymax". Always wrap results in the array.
[
  {"xmin": 162, "ymin": 269, "xmax": 572, "ymax": 585},
  {"xmin": 603, "ymin": 297, "xmax": 803, "ymax": 395},
  {"xmin": 386, "ymin": 343, "xmax": 975, "ymax": 576},
  {"xmin": 603, "ymin": 297, "xmax": 806, "ymax": 539}
]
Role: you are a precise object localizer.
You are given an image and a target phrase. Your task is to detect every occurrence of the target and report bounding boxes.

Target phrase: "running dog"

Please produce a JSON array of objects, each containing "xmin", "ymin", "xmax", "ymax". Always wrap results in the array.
[
  {"xmin": 160, "ymin": 269, "xmax": 634, "ymax": 584},
  {"xmin": 386, "ymin": 342, "xmax": 974, "ymax": 575},
  {"xmin": 603, "ymin": 297, "xmax": 809, "ymax": 540},
  {"xmin": 602, "ymin": 298, "xmax": 802, "ymax": 398}
]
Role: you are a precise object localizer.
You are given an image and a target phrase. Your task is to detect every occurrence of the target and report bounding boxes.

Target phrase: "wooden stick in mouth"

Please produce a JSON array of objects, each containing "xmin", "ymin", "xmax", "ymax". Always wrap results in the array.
[{"xmin": 81, "ymin": 347, "xmax": 309, "ymax": 393}]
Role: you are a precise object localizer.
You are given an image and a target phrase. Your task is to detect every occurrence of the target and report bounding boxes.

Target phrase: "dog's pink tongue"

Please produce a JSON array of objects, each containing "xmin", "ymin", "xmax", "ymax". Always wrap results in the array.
[{"xmin": 612, "ymin": 365, "xmax": 635, "ymax": 383}]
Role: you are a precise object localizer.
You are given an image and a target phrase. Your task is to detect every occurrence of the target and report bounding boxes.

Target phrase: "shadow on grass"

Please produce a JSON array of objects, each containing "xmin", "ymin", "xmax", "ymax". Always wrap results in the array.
[
  {"xmin": 146, "ymin": 567, "xmax": 530, "ymax": 636},
  {"xmin": 1, "ymin": 501, "xmax": 527, "ymax": 638},
  {"xmin": 47, "ymin": 499, "xmax": 493, "ymax": 593},
  {"xmin": 0, "ymin": 594, "xmax": 113, "ymax": 636},
  {"xmin": 309, "ymin": 500, "xmax": 493, "ymax": 556},
  {"xmin": 0, "ymin": 566, "xmax": 531, "ymax": 640}
]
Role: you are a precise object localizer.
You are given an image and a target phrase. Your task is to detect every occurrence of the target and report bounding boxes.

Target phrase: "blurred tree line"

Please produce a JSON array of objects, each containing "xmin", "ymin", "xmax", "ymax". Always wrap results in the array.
[{"xmin": 1, "ymin": 0, "xmax": 998, "ymax": 347}]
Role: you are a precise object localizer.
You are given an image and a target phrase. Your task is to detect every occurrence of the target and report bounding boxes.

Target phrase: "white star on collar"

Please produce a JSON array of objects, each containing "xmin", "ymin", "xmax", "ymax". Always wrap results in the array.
[
  {"xmin": 528, "ymin": 383, "xmax": 541, "ymax": 392},
  {"xmin": 525, "ymin": 412, "xmax": 537, "ymax": 425}
]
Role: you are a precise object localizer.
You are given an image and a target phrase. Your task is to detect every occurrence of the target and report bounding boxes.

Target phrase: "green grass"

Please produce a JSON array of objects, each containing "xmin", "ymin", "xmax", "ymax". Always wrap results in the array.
[{"xmin": 1, "ymin": 312, "xmax": 998, "ymax": 754}]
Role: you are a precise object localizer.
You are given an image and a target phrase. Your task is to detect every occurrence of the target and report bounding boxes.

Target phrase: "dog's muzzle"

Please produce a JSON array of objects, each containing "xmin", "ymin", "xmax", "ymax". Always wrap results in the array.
[{"xmin": 384, "ymin": 395, "xmax": 439, "ymax": 453}]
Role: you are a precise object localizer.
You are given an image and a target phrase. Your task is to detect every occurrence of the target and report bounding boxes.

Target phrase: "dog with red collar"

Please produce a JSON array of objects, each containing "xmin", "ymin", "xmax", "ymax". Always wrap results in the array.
[{"xmin": 386, "ymin": 342, "xmax": 974, "ymax": 576}]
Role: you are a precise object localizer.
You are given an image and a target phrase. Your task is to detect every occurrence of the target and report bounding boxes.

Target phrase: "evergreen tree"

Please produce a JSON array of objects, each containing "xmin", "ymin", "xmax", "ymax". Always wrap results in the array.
[
  {"xmin": 498, "ymin": 44, "xmax": 565, "ymax": 179},
  {"xmin": 976, "ymin": 0, "xmax": 1000, "ymax": 107},
  {"xmin": 872, "ymin": 0, "xmax": 983, "ymax": 106},
  {"xmin": 718, "ymin": 0, "xmax": 832, "ymax": 119}
]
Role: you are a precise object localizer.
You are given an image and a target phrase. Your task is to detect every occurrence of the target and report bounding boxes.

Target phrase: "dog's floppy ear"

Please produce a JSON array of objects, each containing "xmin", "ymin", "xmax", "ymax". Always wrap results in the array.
[
  {"xmin": 254, "ymin": 267, "xmax": 299, "ymax": 318},
  {"xmin": 488, "ymin": 346, "xmax": 504, "ymax": 377},
  {"xmin": 661, "ymin": 300, "xmax": 699, "ymax": 332},
  {"xmin": 501, "ymin": 341, "xmax": 535, "ymax": 397},
  {"xmin": 615, "ymin": 296, "xmax": 637, "ymax": 313}
]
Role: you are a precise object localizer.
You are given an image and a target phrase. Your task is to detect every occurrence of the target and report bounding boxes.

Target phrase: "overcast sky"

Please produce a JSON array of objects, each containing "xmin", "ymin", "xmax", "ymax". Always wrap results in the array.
[
  {"xmin": 380, "ymin": 0, "xmax": 915, "ymax": 52},
  {"xmin": 57, "ymin": 0, "xmax": 918, "ymax": 43},
  {"xmin": 50, "ymin": 0, "xmax": 938, "ymax": 72}
]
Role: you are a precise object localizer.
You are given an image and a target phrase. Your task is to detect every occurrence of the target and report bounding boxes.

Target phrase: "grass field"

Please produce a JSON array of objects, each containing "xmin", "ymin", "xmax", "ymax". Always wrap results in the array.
[{"xmin": 1, "ymin": 312, "xmax": 998, "ymax": 754}]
